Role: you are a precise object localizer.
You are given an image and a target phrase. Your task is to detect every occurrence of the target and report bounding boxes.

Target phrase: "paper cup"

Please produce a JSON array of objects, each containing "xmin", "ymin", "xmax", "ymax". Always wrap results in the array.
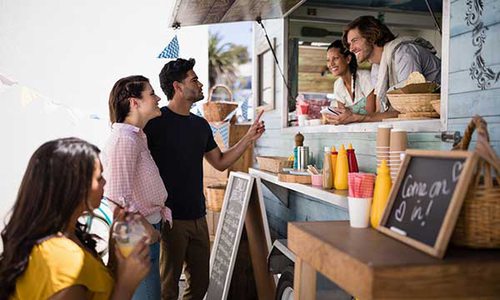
[
  {"xmin": 376, "ymin": 125, "xmax": 392, "ymax": 147},
  {"xmin": 348, "ymin": 197, "xmax": 372, "ymax": 228},
  {"xmin": 311, "ymin": 174, "xmax": 323, "ymax": 187},
  {"xmin": 390, "ymin": 129, "xmax": 408, "ymax": 151}
]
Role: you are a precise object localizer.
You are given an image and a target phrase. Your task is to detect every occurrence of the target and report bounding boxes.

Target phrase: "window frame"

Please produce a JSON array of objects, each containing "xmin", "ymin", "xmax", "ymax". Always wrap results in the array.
[
  {"xmin": 257, "ymin": 39, "xmax": 276, "ymax": 112},
  {"xmin": 281, "ymin": 0, "xmax": 450, "ymax": 133}
]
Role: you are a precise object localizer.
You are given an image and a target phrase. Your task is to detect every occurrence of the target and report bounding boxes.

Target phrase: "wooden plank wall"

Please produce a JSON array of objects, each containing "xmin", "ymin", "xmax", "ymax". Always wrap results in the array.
[{"xmin": 448, "ymin": 0, "xmax": 500, "ymax": 154}]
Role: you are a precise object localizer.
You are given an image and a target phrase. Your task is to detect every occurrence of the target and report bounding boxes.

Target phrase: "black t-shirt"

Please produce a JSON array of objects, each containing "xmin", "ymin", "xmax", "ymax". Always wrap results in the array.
[{"xmin": 144, "ymin": 106, "xmax": 217, "ymax": 220}]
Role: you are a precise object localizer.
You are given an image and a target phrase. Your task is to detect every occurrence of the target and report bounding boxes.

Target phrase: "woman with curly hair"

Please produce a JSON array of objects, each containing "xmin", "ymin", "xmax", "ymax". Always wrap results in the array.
[{"xmin": 0, "ymin": 137, "xmax": 150, "ymax": 299}]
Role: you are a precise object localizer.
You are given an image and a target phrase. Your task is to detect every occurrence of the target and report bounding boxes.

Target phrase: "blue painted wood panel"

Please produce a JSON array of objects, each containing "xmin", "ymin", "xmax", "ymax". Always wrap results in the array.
[
  {"xmin": 449, "ymin": 23, "xmax": 500, "ymax": 73},
  {"xmin": 450, "ymin": 0, "xmax": 500, "ymax": 36},
  {"xmin": 448, "ymin": 0, "xmax": 500, "ymax": 156},
  {"xmin": 261, "ymin": 182, "xmax": 348, "ymax": 240}
]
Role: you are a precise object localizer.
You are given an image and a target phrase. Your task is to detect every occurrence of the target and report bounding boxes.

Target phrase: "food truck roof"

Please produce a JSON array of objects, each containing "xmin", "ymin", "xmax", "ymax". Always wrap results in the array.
[{"xmin": 169, "ymin": 0, "xmax": 442, "ymax": 27}]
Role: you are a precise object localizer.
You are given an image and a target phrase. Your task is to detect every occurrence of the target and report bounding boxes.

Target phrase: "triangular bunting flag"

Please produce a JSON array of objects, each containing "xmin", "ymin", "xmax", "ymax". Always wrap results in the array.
[
  {"xmin": 158, "ymin": 35, "xmax": 179, "ymax": 59},
  {"xmin": 210, "ymin": 121, "xmax": 230, "ymax": 149},
  {"xmin": 241, "ymin": 98, "xmax": 249, "ymax": 120}
]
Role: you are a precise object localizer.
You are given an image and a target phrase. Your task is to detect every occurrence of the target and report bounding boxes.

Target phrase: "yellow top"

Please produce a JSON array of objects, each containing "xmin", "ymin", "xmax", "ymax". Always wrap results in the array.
[{"xmin": 11, "ymin": 236, "xmax": 114, "ymax": 300}]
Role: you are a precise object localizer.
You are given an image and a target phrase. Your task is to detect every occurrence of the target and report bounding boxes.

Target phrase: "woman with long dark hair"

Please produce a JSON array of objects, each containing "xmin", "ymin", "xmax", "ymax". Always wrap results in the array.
[
  {"xmin": 0, "ymin": 138, "xmax": 150, "ymax": 299},
  {"xmin": 103, "ymin": 75, "xmax": 171, "ymax": 300},
  {"xmin": 324, "ymin": 40, "xmax": 375, "ymax": 123}
]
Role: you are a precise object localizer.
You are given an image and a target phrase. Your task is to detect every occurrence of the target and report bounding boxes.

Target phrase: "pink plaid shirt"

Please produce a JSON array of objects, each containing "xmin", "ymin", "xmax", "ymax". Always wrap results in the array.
[{"xmin": 102, "ymin": 123, "xmax": 172, "ymax": 225}]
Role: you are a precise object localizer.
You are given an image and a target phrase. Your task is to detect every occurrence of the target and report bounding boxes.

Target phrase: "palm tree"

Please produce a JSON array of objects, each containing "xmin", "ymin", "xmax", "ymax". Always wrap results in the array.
[{"xmin": 208, "ymin": 32, "xmax": 250, "ymax": 88}]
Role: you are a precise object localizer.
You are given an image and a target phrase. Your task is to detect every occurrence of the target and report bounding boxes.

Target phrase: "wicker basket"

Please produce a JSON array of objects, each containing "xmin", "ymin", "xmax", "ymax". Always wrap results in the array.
[
  {"xmin": 206, "ymin": 183, "xmax": 226, "ymax": 212},
  {"xmin": 203, "ymin": 84, "xmax": 238, "ymax": 122},
  {"xmin": 256, "ymin": 156, "xmax": 293, "ymax": 173},
  {"xmin": 430, "ymin": 100, "xmax": 440, "ymax": 115},
  {"xmin": 451, "ymin": 116, "xmax": 500, "ymax": 248},
  {"xmin": 386, "ymin": 93, "xmax": 440, "ymax": 113}
]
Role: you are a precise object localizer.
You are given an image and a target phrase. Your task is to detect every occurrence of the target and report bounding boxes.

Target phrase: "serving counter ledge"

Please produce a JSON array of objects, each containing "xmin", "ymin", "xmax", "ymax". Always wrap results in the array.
[{"xmin": 248, "ymin": 168, "xmax": 348, "ymax": 209}]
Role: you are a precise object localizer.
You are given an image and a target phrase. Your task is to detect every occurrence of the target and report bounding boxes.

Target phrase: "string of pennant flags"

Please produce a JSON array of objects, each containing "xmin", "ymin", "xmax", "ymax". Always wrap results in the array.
[{"xmin": 1, "ymin": 73, "xmax": 100, "ymax": 125}]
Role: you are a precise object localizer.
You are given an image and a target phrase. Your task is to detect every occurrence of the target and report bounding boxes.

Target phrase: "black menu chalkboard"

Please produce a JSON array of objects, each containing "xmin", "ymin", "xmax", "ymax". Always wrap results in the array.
[
  {"xmin": 206, "ymin": 172, "xmax": 253, "ymax": 300},
  {"xmin": 378, "ymin": 150, "xmax": 477, "ymax": 258}
]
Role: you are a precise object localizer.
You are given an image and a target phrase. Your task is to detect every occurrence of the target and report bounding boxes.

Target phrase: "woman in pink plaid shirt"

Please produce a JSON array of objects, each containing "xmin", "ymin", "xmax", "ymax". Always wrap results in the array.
[{"xmin": 102, "ymin": 75, "xmax": 172, "ymax": 300}]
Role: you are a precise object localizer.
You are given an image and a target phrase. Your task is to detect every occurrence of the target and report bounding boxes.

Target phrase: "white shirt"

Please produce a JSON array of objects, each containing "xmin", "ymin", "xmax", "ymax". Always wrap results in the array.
[{"xmin": 331, "ymin": 70, "xmax": 373, "ymax": 108}]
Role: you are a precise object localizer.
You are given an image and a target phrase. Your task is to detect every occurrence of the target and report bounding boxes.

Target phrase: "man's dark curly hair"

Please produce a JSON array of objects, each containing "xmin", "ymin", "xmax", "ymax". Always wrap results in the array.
[
  {"xmin": 159, "ymin": 58, "xmax": 196, "ymax": 99},
  {"xmin": 343, "ymin": 15, "xmax": 396, "ymax": 48}
]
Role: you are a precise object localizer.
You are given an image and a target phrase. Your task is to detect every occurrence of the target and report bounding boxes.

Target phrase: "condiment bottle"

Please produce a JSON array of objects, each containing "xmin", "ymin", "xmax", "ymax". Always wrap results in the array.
[
  {"xmin": 347, "ymin": 143, "xmax": 359, "ymax": 173},
  {"xmin": 293, "ymin": 132, "xmax": 304, "ymax": 169},
  {"xmin": 322, "ymin": 146, "xmax": 333, "ymax": 189},
  {"xmin": 330, "ymin": 146, "xmax": 337, "ymax": 183},
  {"xmin": 334, "ymin": 144, "xmax": 349, "ymax": 190},
  {"xmin": 370, "ymin": 159, "xmax": 392, "ymax": 228}
]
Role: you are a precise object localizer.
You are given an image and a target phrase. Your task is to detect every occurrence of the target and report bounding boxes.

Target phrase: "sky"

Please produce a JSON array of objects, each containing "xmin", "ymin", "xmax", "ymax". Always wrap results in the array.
[{"xmin": 209, "ymin": 21, "xmax": 253, "ymax": 56}]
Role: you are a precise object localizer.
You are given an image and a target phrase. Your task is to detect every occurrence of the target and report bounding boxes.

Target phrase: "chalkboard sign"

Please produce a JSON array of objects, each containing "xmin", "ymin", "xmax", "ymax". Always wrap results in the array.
[
  {"xmin": 206, "ymin": 172, "xmax": 254, "ymax": 300},
  {"xmin": 378, "ymin": 150, "xmax": 478, "ymax": 258}
]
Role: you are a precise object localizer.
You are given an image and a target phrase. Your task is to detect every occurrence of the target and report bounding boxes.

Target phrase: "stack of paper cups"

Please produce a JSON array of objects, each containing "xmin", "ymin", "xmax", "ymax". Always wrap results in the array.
[
  {"xmin": 376, "ymin": 125, "xmax": 392, "ymax": 169},
  {"xmin": 389, "ymin": 129, "xmax": 408, "ymax": 182}
]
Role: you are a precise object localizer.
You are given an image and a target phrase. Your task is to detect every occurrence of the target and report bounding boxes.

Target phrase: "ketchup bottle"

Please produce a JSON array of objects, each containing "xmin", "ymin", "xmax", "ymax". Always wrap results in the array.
[{"xmin": 347, "ymin": 143, "xmax": 359, "ymax": 173}]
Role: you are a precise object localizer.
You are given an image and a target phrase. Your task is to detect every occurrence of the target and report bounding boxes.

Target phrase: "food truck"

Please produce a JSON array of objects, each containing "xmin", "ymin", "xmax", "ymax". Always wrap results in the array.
[{"xmin": 171, "ymin": 0, "xmax": 500, "ymax": 298}]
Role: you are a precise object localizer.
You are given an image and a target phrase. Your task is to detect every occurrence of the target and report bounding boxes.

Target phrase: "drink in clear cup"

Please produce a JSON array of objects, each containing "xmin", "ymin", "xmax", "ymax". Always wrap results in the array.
[{"xmin": 112, "ymin": 215, "xmax": 147, "ymax": 257}]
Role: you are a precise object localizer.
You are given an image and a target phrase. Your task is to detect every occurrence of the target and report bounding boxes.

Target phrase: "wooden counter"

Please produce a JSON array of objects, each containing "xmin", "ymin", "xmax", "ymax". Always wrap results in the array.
[{"xmin": 288, "ymin": 221, "xmax": 500, "ymax": 300}]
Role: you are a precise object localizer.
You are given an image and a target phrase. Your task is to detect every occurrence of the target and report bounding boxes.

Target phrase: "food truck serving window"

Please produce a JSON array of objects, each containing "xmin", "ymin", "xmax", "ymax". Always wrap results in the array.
[
  {"xmin": 280, "ymin": 0, "xmax": 448, "ymax": 133},
  {"xmin": 170, "ymin": 0, "xmax": 449, "ymax": 133}
]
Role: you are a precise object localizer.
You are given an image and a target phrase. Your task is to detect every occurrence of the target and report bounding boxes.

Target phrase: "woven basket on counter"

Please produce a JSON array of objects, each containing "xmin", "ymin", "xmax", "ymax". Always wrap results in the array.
[
  {"xmin": 451, "ymin": 116, "xmax": 500, "ymax": 248},
  {"xmin": 430, "ymin": 100, "xmax": 441, "ymax": 115},
  {"xmin": 206, "ymin": 183, "xmax": 226, "ymax": 212},
  {"xmin": 203, "ymin": 84, "xmax": 238, "ymax": 123},
  {"xmin": 387, "ymin": 93, "xmax": 440, "ymax": 113}
]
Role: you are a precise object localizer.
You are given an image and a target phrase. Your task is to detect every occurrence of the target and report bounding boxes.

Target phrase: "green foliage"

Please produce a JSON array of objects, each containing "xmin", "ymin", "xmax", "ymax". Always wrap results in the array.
[{"xmin": 209, "ymin": 32, "xmax": 250, "ymax": 88}]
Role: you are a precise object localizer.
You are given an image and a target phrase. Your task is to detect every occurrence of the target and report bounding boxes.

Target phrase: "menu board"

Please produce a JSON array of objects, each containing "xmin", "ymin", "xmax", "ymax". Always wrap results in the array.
[
  {"xmin": 206, "ymin": 172, "xmax": 253, "ymax": 300},
  {"xmin": 378, "ymin": 150, "xmax": 477, "ymax": 258}
]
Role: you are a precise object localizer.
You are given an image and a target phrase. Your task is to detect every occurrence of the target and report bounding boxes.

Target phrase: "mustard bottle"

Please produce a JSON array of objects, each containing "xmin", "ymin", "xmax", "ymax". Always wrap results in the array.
[
  {"xmin": 334, "ymin": 144, "xmax": 348, "ymax": 190},
  {"xmin": 322, "ymin": 146, "xmax": 333, "ymax": 189},
  {"xmin": 370, "ymin": 160, "xmax": 392, "ymax": 228},
  {"xmin": 330, "ymin": 146, "xmax": 337, "ymax": 184}
]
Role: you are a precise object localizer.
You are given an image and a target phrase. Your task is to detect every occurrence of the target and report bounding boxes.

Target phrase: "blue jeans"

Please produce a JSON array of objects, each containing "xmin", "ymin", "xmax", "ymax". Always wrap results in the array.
[{"xmin": 132, "ymin": 222, "xmax": 161, "ymax": 300}]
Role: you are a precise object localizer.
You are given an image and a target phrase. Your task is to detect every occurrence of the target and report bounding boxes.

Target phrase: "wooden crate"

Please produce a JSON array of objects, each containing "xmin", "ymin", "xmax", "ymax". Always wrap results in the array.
[
  {"xmin": 206, "ymin": 209, "xmax": 221, "ymax": 239},
  {"xmin": 256, "ymin": 156, "xmax": 293, "ymax": 173}
]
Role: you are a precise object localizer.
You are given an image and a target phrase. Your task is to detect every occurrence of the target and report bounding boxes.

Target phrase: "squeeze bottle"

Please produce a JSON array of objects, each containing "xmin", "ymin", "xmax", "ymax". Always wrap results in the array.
[
  {"xmin": 346, "ymin": 143, "xmax": 359, "ymax": 173},
  {"xmin": 334, "ymin": 144, "xmax": 349, "ymax": 190},
  {"xmin": 322, "ymin": 146, "xmax": 333, "ymax": 189},
  {"xmin": 370, "ymin": 159, "xmax": 392, "ymax": 228},
  {"xmin": 330, "ymin": 146, "xmax": 337, "ymax": 183}
]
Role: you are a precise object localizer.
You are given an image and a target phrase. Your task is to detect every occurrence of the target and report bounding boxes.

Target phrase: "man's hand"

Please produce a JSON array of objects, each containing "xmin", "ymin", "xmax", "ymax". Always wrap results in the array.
[{"xmin": 245, "ymin": 110, "xmax": 266, "ymax": 142}]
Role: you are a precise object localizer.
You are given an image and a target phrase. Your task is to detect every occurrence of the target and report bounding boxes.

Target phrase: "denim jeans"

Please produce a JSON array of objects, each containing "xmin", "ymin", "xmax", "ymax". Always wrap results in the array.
[{"xmin": 132, "ymin": 222, "xmax": 161, "ymax": 300}]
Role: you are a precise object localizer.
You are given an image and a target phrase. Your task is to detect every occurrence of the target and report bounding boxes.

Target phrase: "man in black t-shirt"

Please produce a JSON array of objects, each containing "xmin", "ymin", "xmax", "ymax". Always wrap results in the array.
[{"xmin": 144, "ymin": 58, "xmax": 265, "ymax": 300}]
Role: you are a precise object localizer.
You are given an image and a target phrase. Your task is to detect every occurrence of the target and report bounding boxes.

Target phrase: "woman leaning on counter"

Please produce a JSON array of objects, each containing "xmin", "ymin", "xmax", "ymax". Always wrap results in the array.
[{"xmin": 324, "ymin": 40, "xmax": 375, "ymax": 123}]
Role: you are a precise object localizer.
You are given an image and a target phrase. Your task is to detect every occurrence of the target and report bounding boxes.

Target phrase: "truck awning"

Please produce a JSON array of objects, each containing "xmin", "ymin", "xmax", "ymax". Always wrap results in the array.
[{"xmin": 169, "ymin": 0, "xmax": 306, "ymax": 27}]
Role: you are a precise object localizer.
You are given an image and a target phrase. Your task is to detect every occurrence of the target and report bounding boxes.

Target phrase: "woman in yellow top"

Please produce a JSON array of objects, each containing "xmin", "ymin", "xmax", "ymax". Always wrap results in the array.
[{"xmin": 0, "ymin": 138, "xmax": 150, "ymax": 299}]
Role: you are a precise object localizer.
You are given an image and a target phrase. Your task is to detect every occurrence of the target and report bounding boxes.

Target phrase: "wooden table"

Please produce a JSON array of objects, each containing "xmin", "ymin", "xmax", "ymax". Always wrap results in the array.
[{"xmin": 288, "ymin": 221, "xmax": 500, "ymax": 299}]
